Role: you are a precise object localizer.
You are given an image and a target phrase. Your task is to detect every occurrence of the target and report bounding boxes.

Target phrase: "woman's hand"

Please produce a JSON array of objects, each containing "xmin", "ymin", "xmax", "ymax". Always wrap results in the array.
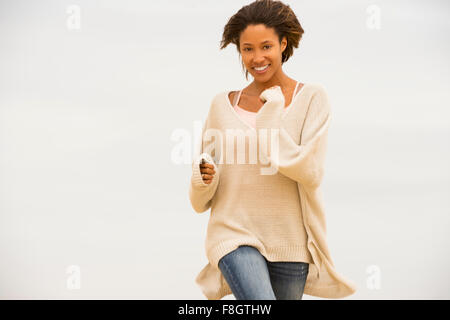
[
  {"xmin": 200, "ymin": 159, "xmax": 216, "ymax": 184},
  {"xmin": 259, "ymin": 85, "xmax": 283, "ymax": 103}
]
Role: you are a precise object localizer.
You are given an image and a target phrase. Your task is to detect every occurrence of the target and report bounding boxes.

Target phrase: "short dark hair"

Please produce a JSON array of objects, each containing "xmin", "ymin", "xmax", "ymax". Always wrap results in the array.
[{"xmin": 220, "ymin": 0, "xmax": 305, "ymax": 80}]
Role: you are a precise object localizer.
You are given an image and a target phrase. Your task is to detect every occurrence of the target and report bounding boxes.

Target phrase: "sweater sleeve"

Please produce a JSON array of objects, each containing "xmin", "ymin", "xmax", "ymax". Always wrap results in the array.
[
  {"xmin": 256, "ymin": 85, "xmax": 331, "ymax": 189},
  {"xmin": 188, "ymin": 118, "xmax": 220, "ymax": 214}
]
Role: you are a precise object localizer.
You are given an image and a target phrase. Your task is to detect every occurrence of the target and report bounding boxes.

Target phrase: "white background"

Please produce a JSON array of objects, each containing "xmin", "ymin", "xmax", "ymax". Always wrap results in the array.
[{"xmin": 0, "ymin": 0, "xmax": 449, "ymax": 299}]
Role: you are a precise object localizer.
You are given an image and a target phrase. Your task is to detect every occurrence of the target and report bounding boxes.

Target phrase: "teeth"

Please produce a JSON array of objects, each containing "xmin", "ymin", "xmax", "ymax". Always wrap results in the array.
[{"xmin": 254, "ymin": 65, "xmax": 269, "ymax": 71}]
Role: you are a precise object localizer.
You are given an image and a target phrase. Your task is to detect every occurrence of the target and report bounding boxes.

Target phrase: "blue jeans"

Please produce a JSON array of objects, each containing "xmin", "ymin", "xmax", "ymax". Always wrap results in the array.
[{"xmin": 218, "ymin": 245, "xmax": 309, "ymax": 300}]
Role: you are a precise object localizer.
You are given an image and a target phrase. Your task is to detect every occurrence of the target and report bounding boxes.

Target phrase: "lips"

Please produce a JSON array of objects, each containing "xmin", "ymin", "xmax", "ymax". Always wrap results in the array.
[
  {"xmin": 253, "ymin": 64, "xmax": 270, "ymax": 69},
  {"xmin": 253, "ymin": 64, "xmax": 270, "ymax": 74}
]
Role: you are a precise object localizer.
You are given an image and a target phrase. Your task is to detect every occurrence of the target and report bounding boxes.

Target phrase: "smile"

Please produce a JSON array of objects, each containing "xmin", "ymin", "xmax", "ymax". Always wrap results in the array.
[{"xmin": 253, "ymin": 64, "xmax": 270, "ymax": 74}]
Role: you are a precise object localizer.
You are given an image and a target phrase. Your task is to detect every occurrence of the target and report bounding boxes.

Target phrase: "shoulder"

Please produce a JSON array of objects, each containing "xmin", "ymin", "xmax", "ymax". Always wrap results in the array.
[
  {"xmin": 205, "ymin": 91, "xmax": 226, "ymax": 114},
  {"xmin": 204, "ymin": 91, "xmax": 230, "ymax": 121},
  {"xmin": 210, "ymin": 90, "xmax": 231, "ymax": 105},
  {"xmin": 304, "ymin": 83, "xmax": 331, "ymax": 115},
  {"xmin": 209, "ymin": 90, "xmax": 240, "ymax": 110},
  {"xmin": 303, "ymin": 82, "xmax": 328, "ymax": 97}
]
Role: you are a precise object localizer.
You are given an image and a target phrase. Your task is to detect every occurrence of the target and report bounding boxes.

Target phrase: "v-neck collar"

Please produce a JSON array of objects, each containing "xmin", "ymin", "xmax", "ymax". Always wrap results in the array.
[{"xmin": 224, "ymin": 83, "xmax": 308, "ymax": 131}]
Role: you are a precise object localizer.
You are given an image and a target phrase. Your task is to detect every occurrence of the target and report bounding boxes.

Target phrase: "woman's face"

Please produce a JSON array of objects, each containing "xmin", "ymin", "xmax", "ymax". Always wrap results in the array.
[{"xmin": 239, "ymin": 24, "xmax": 287, "ymax": 80}]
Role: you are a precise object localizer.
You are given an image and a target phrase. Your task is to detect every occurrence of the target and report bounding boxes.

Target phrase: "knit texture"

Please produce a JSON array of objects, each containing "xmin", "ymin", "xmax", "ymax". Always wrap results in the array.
[{"xmin": 188, "ymin": 83, "xmax": 357, "ymax": 299}]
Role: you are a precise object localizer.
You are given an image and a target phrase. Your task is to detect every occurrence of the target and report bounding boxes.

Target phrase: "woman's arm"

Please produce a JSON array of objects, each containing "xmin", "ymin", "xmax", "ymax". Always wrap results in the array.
[
  {"xmin": 256, "ymin": 85, "xmax": 331, "ymax": 189},
  {"xmin": 188, "ymin": 116, "xmax": 220, "ymax": 213}
]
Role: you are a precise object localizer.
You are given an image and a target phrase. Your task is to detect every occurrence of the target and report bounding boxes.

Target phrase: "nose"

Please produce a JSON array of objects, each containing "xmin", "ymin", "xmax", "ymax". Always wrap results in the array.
[
  {"xmin": 253, "ymin": 56, "xmax": 267, "ymax": 65},
  {"xmin": 252, "ymin": 51, "xmax": 267, "ymax": 65}
]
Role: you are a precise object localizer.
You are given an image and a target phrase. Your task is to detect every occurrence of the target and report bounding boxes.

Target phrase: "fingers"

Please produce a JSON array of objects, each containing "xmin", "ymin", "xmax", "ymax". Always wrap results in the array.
[
  {"xmin": 200, "ymin": 169, "xmax": 215, "ymax": 184},
  {"xmin": 198, "ymin": 159, "xmax": 216, "ymax": 184},
  {"xmin": 200, "ymin": 163, "xmax": 215, "ymax": 173},
  {"xmin": 200, "ymin": 167, "xmax": 215, "ymax": 175},
  {"xmin": 199, "ymin": 162, "xmax": 216, "ymax": 184},
  {"xmin": 201, "ymin": 173, "xmax": 214, "ymax": 183}
]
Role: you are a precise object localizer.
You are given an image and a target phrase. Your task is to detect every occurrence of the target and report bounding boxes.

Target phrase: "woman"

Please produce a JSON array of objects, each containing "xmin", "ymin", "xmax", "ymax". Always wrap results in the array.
[{"xmin": 189, "ymin": 0, "xmax": 357, "ymax": 300}]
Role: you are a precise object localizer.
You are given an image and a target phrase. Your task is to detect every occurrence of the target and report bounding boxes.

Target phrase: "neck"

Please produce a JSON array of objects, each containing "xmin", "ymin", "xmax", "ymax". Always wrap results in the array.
[{"xmin": 251, "ymin": 69, "xmax": 293, "ymax": 95}]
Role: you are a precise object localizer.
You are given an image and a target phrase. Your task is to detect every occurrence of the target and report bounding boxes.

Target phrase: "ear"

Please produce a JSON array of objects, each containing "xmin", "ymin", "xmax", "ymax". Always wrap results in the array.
[{"xmin": 281, "ymin": 36, "xmax": 287, "ymax": 52}]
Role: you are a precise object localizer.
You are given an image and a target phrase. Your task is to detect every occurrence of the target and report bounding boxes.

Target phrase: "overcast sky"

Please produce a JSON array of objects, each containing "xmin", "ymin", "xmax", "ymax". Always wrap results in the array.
[{"xmin": 0, "ymin": 0, "xmax": 449, "ymax": 299}]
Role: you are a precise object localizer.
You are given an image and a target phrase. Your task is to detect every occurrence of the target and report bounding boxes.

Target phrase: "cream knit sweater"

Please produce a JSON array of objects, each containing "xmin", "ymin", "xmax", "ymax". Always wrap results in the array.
[{"xmin": 188, "ymin": 83, "xmax": 357, "ymax": 299}]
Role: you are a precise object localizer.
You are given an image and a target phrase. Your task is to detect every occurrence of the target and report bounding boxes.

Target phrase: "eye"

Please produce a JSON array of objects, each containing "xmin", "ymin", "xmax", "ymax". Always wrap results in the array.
[{"xmin": 243, "ymin": 45, "xmax": 271, "ymax": 52}]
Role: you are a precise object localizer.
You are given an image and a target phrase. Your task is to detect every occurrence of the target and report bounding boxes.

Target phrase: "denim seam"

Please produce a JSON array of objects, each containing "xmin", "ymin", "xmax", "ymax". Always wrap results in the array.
[{"xmin": 220, "ymin": 255, "xmax": 245, "ymax": 300}]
